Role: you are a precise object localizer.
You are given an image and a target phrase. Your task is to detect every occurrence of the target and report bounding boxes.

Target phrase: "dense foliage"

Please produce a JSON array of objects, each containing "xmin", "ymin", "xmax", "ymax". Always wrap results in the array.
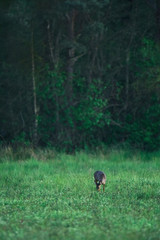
[{"xmin": 0, "ymin": 0, "xmax": 160, "ymax": 151}]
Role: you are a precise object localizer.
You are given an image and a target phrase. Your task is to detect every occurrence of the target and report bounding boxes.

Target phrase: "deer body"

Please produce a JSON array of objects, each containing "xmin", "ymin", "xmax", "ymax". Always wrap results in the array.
[{"xmin": 94, "ymin": 171, "xmax": 106, "ymax": 192}]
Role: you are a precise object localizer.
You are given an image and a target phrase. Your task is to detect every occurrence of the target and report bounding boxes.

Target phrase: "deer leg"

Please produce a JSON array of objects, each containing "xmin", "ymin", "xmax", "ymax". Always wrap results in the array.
[
  {"xmin": 95, "ymin": 180, "xmax": 101, "ymax": 191},
  {"xmin": 95, "ymin": 180, "xmax": 97, "ymax": 189},
  {"xmin": 96, "ymin": 182, "xmax": 99, "ymax": 190}
]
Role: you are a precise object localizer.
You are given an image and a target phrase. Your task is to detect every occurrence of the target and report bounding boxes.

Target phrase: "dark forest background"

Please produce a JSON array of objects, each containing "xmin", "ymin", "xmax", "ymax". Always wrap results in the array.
[{"xmin": 0, "ymin": 0, "xmax": 160, "ymax": 151}]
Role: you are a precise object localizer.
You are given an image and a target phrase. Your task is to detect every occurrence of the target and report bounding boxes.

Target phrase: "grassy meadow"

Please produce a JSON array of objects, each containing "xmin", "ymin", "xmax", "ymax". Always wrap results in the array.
[{"xmin": 0, "ymin": 148, "xmax": 160, "ymax": 240}]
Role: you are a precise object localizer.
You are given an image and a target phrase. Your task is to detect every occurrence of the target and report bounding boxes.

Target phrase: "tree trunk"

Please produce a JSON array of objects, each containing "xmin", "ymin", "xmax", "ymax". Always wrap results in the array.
[
  {"xmin": 66, "ymin": 9, "xmax": 77, "ymax": 105},
  {"xmin": 125, "ymin": 51, "xmax": 130, "ymax": 110},
  {"xmin": 47, "ymin": 20, "xmax": 54, "ymax": 67},
  {"xmin": 31, "ymin": 29, "xmax": 38, "ymax": 146},
  {"xmin": 156, "ymin": 0, "xmax": 160, "ymax": 41}
]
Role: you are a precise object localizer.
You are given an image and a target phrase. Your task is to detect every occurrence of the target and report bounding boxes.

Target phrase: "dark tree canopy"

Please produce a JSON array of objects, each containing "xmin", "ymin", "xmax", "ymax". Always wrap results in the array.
[{"xmin": 0, "ymin": 0, "xmax": 160, "ymax": 151}]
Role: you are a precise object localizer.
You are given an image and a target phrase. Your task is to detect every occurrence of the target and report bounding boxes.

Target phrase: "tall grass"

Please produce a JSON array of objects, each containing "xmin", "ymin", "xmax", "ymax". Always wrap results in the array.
[{"xmin": 0, "ymin": 147, "xmax": 160, "ymax": 240}]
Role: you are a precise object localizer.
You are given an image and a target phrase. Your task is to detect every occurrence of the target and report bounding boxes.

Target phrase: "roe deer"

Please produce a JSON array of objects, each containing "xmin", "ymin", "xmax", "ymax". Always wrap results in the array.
[{"xmin": 94, "ymin": 171, "xmax": 106, "ymax": 192}]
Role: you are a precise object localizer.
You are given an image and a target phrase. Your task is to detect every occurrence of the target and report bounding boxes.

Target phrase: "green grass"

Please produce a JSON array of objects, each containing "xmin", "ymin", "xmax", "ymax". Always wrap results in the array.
[{"xmin": 0, "ymin": 149, "xmax": 160, "ymax": 240}]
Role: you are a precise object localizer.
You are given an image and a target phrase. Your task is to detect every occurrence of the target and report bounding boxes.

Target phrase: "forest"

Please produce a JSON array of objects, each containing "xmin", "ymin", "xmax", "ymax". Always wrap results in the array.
[
  {"xmin": 0, "ymin": 0, "xmax": 160, "ymax": 151},
  {"xmin": 0, "ymin": 2, "xmax": 160, "ymax": 239}
]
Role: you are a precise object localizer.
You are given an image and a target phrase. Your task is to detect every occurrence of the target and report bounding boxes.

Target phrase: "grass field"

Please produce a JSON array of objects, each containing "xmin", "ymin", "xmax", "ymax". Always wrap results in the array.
[{"xmin": 0, "ymin": 149, "xmax": 160, "ymax": 240}]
